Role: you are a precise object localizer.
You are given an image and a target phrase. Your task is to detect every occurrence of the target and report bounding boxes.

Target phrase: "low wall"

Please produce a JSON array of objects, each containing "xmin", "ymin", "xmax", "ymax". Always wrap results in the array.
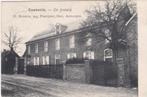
[
  {"xmin": 63, "ymin": 60, "xmax": 117, "ymax": 86},
  {"xmin": 63, "ymin": 61, "xmax": 92, "ymax": 83}
]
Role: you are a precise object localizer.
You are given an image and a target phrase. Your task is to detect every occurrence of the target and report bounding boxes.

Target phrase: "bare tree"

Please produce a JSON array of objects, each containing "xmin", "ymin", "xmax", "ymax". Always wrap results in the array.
[
  {"xmin": 2, "ymin": 26, "xmax": 22, "ymax": 51},
  {"xmin": 79, "ymin": 0, "xmax": 137, "ymax": 87}
]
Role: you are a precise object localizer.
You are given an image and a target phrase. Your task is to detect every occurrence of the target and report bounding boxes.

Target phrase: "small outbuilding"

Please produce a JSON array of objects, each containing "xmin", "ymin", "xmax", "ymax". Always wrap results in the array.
[{"xmin": 1, "ymin": 49, "xmax": 20, "ymax": 74}]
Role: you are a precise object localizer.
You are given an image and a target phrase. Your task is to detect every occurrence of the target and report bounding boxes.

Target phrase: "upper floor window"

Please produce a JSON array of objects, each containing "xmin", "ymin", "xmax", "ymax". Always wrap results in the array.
[
  {"xmin": 104, "ymin": 29, "xmax": 111, "ymax": 44},
  {"xmin": 86, "ymin": 38, "xmax": 92, "ymax": 46},
  {"xmin": 28, "ymin": 45, "xmax": 30, "ymax": 54},
  {"xmin": 55, "ymin": 39, "xmax": 60, "ymax": 50},
  {"xmin": 83, "ymin": 51, "xmax": 94, "ymax": 59},
  {"xmin": 35, "ymin": 43, "xmax": 38, "ymax": 53},
  {"xmin": 44, "ymin": 41, "xmax": 48, "ymax": 52},
  {"xmin": 104, "ymin": 48, "xmax": 113, "ymax": 62},
  {"xmin": 69, "ymin": 35, "xmax": 75, "ymax": 48},
  {"xmin": 67, "ymin": 53, "xmax": 76, "ymax": 59}
]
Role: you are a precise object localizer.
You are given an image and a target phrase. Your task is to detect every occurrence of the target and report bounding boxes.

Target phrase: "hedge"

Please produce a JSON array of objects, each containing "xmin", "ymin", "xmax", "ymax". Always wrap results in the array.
[{"xmin": 26, "ymin": 64, "xmax": 63, "ymax": 79}]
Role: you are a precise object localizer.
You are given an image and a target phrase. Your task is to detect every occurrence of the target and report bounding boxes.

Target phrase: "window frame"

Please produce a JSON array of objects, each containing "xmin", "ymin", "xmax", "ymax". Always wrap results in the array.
[
  {"xmin": 83, "ymin": 51, "xmax": 94, "ymax": 59},
  {"xmin": 55, "ymin": 39, "xmax": 60, "ymax": 50},
  {"xmin": 55, "ymin": 54, "xmax": 60, "ymax": 64},
  {"xmin": 35, "ymin": 43, "xmax": 38, "ymax": 53},
  {"xmin": 69, "ymin": 35, "xmax": 75, "ymax": 48},
  {"xmin": 67, "ymin": 53, "xmax": 77, "ymax": 59},
  {"xmin": 44, "ymin": 41, "xmax": 48, "ymax": 52},
  {"xmin": 104, "ymin": 48, "xmax": 113, "ymax": 61},
  {"xmin": 86, "ymin": 38, "xmax": 92, "ymax": 46}
]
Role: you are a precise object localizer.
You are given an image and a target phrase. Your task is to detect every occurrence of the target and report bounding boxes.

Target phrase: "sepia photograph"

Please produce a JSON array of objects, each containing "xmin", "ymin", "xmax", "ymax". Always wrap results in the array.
[{"xmin": 1, "ymin": 0, "xmax": 139, "ymax": 97}]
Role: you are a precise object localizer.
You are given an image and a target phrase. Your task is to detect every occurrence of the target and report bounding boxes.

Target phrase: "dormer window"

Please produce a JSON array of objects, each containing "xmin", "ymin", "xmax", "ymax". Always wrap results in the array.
[{"xmin": 55, "ymin": 23, "xmax": 61, "ymax": 34}]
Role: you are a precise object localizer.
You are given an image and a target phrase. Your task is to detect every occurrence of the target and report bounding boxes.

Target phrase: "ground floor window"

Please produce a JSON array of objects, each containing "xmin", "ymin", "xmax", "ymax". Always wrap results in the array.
[
  {"xmin": 104, "ymin": 48, "xmax": 113, "ymax": 62},
  {"xmin": 33, "ymin": 57, "xmax": 39, "ymax": 65},
  {"xmin": 67, "ymin": 53, "xmax": 77, "ymax": 59},
  {"xmin": 42, "ymin": 56, "xmax": 50, "ymax": 65},
  {"xmin": 55, "ymin": 54, "xmax": 60, "ymax": 64},
  {"xmin": 83, "ymin": 51, "xmax": 94, "ymax": 59}
]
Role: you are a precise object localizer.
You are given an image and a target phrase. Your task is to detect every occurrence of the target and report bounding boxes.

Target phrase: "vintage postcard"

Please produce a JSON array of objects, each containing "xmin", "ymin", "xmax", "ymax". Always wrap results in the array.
[{"xmin": 1, "ymin": 0, "xmax": 146, "ymax": 97}]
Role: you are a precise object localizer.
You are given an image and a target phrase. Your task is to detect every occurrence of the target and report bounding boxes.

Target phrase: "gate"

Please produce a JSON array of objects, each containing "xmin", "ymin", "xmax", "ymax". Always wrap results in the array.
[
  {"xmin": 90, "ymin": 60, "xmax": 117, "ymax": 86},
  {"xmin": 17, "ymin": 58, "xmax": 25, "ymax": 74}
]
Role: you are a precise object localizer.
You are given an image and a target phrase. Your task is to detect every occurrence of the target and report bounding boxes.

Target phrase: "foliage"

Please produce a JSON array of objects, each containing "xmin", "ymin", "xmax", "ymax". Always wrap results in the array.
[
  {"xmin": 26, "ymin": 64, "xmax": 63, "ymax": 79},
  {"xmin": 65, "ymin": 58, "xmax": 89, "ymax": 64},
  {"xmin": 79, "ymin": 0, "xmax": 136, "ymax": 49}
]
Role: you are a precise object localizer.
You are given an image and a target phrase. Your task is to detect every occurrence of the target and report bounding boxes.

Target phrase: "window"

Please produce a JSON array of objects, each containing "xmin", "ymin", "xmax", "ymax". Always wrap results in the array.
[
  {"xmin": 55, "ymin": 39, "xmax": 60, "ymax": 50},
  {"xmin": 33, "ymin": 57, "xmax": 39, "ymax": 65},
  {"xmin": 83, "ymin": 51, "xmax": 94, "ymax": 59},
  {"xmin": 42, "ymin": 56, "xmax": 50, "ymax": 65},
  {"xmin": 69, "ymin": 35, "xmax": 75, "ymax": 48},
  {"xmin": 42, "ymin": 56, "xmax": 45, "ymax": 65},
  {"xmin": 86, "ymin": 38, "xmax": 92, "ymax": 46},
  {"xmin": 35, "ymin": 43, "xmax": 38, "ymax": 53},
  {"xmin": 55, "ymin": 54, "xmax": 60, "ymax": 64},
  {"xmin": 36, "ymin": 57, "xmax": 39, "ymax": 65},
  {"xmin": 104, "ymin": 48, "xmax": 113, "ymax": 62},
  {"xmin": 67, "ymin": 53, "xmax": 76, "ymax": 59},
  {"xmin": 46, "ymin": 56, "xmax": 49, "ymax": 64},
  {"xmin": 28, "ymin": 45, "xmax": 30, "ymax": 54},
  {"xmin": 104, "ymin": 29, "xmax": 111, "ymax": 44},
  {"xmin": 33, "ymin": 57, "xmax": 36, "ymax": 65},
  {"xmin": 44, "ymin": 41, "xmax": 48, "ymax": 52}
]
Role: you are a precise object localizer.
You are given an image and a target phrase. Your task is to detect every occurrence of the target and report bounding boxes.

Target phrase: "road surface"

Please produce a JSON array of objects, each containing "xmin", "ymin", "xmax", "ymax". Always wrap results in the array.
[{"xmin": 2, "ymin": 74, "xmax": 137, "ymax": 97}]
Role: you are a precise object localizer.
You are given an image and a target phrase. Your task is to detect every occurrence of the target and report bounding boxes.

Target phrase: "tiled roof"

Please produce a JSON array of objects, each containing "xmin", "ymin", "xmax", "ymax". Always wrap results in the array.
[{"xmin": 29, "ymin": 21, "xmax": 82, "ymax": 42}]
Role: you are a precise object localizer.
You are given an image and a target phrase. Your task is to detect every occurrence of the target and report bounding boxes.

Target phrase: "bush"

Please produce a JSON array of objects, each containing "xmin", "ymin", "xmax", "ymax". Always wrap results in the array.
[
  {"xmin": 26, "ymin": 64, "xmax": 63, "ymax": 79},
  {"xmin": 65, "ymin": 58, "xmax": 88, "ymax": 64}
]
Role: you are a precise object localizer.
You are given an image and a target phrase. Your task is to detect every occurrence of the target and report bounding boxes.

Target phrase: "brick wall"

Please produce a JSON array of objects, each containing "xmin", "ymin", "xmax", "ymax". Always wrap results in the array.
[{"xmin": 26, "ymin": 31, "xmax": 106, "ymax": 65}]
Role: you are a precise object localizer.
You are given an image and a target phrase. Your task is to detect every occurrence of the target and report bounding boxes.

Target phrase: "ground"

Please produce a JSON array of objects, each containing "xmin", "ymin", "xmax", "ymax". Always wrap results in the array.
[{"xmin": 2, "ymin": 74, "xmax": 137, "ymax": 97}]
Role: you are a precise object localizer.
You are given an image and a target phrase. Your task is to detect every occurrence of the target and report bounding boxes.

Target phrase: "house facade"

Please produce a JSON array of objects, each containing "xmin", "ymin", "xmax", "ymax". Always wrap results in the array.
[
  {"xmin": 25, "ymin": 23, "xmax": 108, "ymax": 65},
  {"xmin": 24, "ymin": 5, "xmax": 138, "ymax": 87}
]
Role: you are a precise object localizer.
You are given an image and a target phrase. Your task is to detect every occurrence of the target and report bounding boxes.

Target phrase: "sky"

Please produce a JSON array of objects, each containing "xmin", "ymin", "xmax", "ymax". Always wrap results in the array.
[{"xmin": 1, "ymin": 1, "xmax": 101, "ymax": 56}]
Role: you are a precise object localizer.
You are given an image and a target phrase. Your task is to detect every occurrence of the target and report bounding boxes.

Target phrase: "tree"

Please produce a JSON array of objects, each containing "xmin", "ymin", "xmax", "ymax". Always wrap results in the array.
[
  {"xmin": 2, "ymin": 26, "xmax": 22, "ymax": 51},
  {"xmin": 79, "ymin": 0, "xmax": 136, "ymax": 87}
]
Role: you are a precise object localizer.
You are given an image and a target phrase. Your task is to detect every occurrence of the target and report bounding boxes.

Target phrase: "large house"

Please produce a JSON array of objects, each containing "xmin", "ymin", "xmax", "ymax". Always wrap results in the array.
[
  {"xmin": 25, "ymin": 22, "xmax": 108, "ymax": 65},
  {"xmin": 25, "ymin": 6, "xmax": 137, "ymax": 66},
  {"xmin": 25, "ymin": 6, "xmax": 137, "ymax": 86}
]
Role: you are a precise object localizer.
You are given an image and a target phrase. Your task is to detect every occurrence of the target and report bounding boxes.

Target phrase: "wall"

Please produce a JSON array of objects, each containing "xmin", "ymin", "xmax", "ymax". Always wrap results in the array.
[
  {"xmin": 26, "ymin": 30, "xmax": 106, "ymax": 65},
  {"xmin": 63, "ymin": 61, "xmax": 92, "ymax": 83},
  {"xmin": 126, "ymin": 16, "xmax": 138, "ymax": 86}
]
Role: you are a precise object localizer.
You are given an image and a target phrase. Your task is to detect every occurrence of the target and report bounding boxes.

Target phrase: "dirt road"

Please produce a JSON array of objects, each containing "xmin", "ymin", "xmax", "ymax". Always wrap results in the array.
[{"xmin": 2, "ymin": 74, "xmax": 137, "ymax": 97}]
